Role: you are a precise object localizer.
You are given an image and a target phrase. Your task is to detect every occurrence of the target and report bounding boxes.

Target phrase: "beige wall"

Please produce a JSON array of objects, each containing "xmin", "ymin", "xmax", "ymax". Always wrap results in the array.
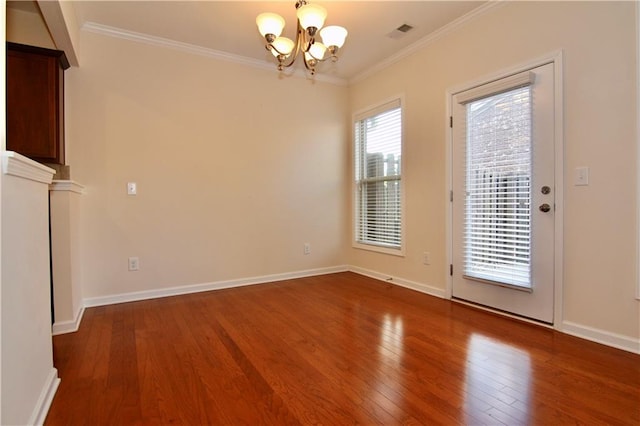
[
  {"xmin": 348, "ymin": 1, "xmax": 639, "ymax": 341},
  {"xmin": 6, "ymin": 6, "xmax": 55, "ymax": 49},
  {"xmin": 66, "ymin": 30, "xmax": 349, "ymax": 299},
  {"xmin": 5, "ymin": 2, "xmax": 639, "ymax": 348}
]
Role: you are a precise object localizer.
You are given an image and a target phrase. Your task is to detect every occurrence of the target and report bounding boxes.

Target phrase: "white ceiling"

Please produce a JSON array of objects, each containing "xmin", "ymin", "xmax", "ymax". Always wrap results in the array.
[{"xmin": 10, "ymin": 1, "xmax": 487, "ymax": 82}]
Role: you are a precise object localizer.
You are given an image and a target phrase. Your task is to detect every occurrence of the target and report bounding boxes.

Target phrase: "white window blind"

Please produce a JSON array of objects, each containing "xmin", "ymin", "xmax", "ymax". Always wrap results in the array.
[
  {"xmin": 463, "ymin": 85, "xmax": 532, "ymax": 288},
  {"xmin": 354, "ymin": 99, "xmax": 402, "ymax": 249}
]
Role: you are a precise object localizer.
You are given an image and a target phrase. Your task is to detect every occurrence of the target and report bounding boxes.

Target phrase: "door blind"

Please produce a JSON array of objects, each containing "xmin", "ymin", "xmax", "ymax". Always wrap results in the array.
[{"xmin": 463, "ymin": 85, "xmax": 532, "ymax": 288}]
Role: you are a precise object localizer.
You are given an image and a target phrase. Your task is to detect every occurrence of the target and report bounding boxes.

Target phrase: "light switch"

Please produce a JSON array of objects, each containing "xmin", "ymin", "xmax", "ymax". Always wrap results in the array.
[
  {"xmin": 127, "ymin": 182, "xmax": 137, "ymax": 195},
  {"xmin": 575, "ymin": 167, "xmax": 589, "ymax": 186}
]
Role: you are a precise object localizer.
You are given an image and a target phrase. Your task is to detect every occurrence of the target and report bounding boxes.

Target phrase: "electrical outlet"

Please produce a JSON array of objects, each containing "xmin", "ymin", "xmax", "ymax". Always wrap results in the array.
[
  {"xmin": 127, "ymin": 182, "xmax": 137, "ymax": 195},
  {"xmin": 423, "ymin": 252, "xmax": 431, "ymax": 265},
  {"xmin": 128, "ymin": 257, "xmax": 140, "ymax": 271},
  {"xmin": 304, "ymin": 243, "xmax": 311, "ymax": 255}
]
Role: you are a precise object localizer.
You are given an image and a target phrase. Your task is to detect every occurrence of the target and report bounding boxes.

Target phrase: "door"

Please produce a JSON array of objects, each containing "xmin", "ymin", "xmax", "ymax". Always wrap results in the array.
[{"xmin": 451, "ymin": 63, "xmax": 555, "ymax": 323}]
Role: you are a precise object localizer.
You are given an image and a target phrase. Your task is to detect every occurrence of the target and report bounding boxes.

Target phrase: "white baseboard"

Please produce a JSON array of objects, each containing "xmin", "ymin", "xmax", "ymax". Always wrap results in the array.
[
  {"xmin": 71, "ymin": 266, "xmax": 640, "ymax": 356},
  {"xmin": 348, "ymin": 266, "xmax": 640, "ymax": 355},
  {"xmin": 83, "ymin": 265, "xmax": 349, "ymax": 308},
  {"xmin": 561, "ymin": 321, "xmax": 640, "ymax": 354},
  {"xmin": 348, "ymin": 265, "xmax": 446, "ymax": 299},
  {"xmin": 52, "ymin": 306, "xmax": 85, "ymax": 335},
  {"xmin": 28, "ymin": 368, "xmax": 60, "ymax": 426}
]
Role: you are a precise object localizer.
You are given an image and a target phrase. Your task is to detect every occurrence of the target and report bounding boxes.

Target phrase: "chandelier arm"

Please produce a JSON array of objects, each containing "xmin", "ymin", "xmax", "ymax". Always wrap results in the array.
[
  {"xmin": 302, "ymin": 38, "xmax": 314, "ymax": 54},
  {"xmin": 277, "ymin": 25, "xmax": 305, "ymax": 69},
  {"xmin": 306, "ymin": 53, "xmax": 337, "ymax": 63},
  {"xmin": 299, "ymin": 22, "xmax": 319, "ymax": 72}
]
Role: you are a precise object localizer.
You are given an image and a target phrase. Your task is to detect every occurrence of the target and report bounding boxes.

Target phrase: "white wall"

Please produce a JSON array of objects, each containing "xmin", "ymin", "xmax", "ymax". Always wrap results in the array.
[
  {"xmin": 348, "ymin": 1, "xmax": 639, "ymax": 347},
  {"xmin": 50, "ymin": 184, "xmax": 84, "ymax": 332},
  {"xmin": 1, "ymin": 154, "xmax": 58, "ymax": 425},
  {"xmin": 0, "ymin": 2, "xmax": 6, "ymax": 421},
  {"xmin": 66, "ymin": 30, "xmax": 349, "ymax": 300}
]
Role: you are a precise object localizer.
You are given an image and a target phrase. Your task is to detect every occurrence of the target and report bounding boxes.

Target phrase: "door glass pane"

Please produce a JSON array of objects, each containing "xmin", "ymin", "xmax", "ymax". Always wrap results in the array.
[{"xmin": 464, "ymin": 86, "xmax": 532, "ymax": 288}]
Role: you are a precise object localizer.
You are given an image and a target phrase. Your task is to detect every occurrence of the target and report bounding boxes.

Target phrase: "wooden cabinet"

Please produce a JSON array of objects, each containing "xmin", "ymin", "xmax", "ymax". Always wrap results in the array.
[{"xmin": 7, "ymin": 42, "xmax": 70, "ymax": 165}]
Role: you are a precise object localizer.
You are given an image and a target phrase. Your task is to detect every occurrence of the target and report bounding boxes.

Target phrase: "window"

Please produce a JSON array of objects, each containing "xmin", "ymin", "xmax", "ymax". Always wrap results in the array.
[{"xmin": 354, "ymin": 99, "xmax": 403, "ymax": 252}]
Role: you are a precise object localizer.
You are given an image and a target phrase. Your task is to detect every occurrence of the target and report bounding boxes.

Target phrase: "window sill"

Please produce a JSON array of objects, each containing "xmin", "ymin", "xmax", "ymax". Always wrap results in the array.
[{"xmin": 353, "ymin": 242, "xmax": 405, "ymax": 257}]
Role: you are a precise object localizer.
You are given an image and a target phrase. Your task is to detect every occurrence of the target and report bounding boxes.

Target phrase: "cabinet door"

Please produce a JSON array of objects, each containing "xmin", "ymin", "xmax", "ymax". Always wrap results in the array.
[{"xmin": 7, "ymin": 44, "xmax": 66, "ymax": 165}]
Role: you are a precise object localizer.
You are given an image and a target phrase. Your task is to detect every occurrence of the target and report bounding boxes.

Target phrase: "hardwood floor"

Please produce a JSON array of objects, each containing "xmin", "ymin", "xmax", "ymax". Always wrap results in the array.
[{"xmin": 46, "ymin": 272, "xmax": 639, "ymax": 425}]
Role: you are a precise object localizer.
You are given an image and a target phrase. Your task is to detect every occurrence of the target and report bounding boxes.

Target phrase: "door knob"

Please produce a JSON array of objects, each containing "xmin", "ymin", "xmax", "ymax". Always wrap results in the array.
[{"xmin": 539, "ymin": 203, "xmax": 551, "ymax": 213}]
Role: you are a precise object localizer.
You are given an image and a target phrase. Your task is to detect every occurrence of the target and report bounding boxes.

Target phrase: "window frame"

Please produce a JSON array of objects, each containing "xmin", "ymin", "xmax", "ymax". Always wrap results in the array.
[{"xmin": 352, "ymin": 96, "xmax": 406, "ymax": 256}]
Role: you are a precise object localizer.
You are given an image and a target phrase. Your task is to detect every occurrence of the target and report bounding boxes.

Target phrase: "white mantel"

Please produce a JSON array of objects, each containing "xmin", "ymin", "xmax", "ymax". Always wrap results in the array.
[
  {"xmin": 50, "ymin": 179, "xmax": 85, "ymax": 194},
  {"xmin": 2, "ymin": 150, "xmax": 55, "ymax": 183}
]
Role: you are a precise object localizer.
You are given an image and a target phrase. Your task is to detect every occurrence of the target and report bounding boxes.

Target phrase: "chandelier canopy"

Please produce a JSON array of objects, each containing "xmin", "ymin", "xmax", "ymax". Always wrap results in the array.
[{"xmin": 256, "ymin": 1, "xmax": 348, "ymax": 76}]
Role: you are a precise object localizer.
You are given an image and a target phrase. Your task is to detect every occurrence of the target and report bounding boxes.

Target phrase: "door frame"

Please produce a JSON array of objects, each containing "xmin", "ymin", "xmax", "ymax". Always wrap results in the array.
[{"xmin": 445, "ymin": 51, "xmax": 564, "ymax": 328}]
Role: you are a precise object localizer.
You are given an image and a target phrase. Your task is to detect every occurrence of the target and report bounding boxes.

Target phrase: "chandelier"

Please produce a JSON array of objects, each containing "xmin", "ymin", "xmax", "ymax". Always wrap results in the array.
[{"xmin": 256, "ymin": 1, "xmax": 348, "ymax": 76}]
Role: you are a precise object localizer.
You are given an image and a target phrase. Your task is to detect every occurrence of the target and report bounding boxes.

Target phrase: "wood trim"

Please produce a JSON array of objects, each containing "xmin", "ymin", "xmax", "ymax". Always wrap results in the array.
[
  {"xmin": 7, "ymin": 43, "xmax": 68, "ymax": 164},
  {"xmin": 6, "ymin": 42, "xmax": 70, "ymax": 70}
]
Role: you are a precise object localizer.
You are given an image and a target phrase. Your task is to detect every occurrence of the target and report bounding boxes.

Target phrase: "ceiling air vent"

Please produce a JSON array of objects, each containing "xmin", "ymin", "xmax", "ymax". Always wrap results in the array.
[{"xmin": 387, "ymin": 23, "xmax": 414, "ymax": 40}]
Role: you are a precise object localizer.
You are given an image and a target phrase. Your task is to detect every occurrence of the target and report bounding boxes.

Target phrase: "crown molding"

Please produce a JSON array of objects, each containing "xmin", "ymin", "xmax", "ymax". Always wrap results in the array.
[
  {"xmin": 349, "ymin": 1, "xmax": 505, "ymax": 85},
  {"xmin": 81, "ymin": 22, "xmax": 347, "ymax": 87}
]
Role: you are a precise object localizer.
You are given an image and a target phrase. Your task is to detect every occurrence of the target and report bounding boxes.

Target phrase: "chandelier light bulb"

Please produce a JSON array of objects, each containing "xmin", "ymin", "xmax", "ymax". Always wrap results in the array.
[
  {"xmin": 256, "ymin": 13, "xmax": 285, "ymax": 38},
  {"xmin": 256, "ymin": 1, "xmax": 346, "ymax": 76},
  {"xmin": 307, "ymin": 42, "xmax": 327, "ymax": 60},
  {"xmin": 271, "ymin": 37, "xmax": 295, "ymax": 57},
  {"xmin": 296, "ymin": 4, "xmax": 327, "ymax": 31},
  {"xmin": 320, "ymin": 25, "xmax": 348, "ymax": 48}
]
